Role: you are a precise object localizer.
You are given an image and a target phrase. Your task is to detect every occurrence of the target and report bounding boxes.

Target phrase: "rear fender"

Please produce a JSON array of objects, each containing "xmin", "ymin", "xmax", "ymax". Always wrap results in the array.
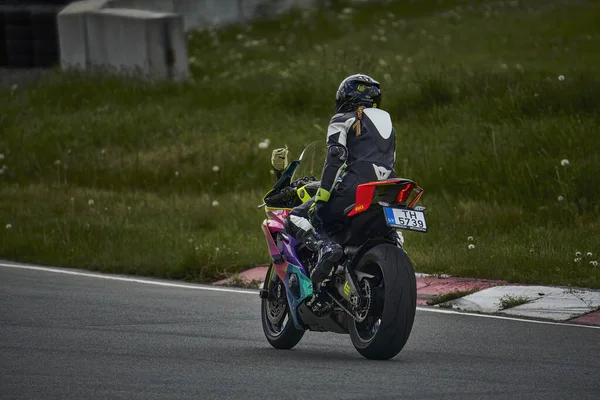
[{"xmin": 347, "ymin": 238, "xmax": 398, "ymax": 273}]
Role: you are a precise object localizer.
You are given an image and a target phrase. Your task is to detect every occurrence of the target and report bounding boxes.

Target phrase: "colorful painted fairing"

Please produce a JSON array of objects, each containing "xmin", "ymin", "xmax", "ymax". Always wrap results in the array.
[{"xmin": 265, "ymin": 208, "xmax": 290, "ymax": 232}]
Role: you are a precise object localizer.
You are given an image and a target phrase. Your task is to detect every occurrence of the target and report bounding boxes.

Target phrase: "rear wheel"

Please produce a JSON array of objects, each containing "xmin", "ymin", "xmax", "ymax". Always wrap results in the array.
[
  {"xmin": 349, "ymin": 244, "xmax": 417, "ymax": 360},
  {"xmin": 261, "ymin": 264, "xmax": 305, "ymax": 349}
]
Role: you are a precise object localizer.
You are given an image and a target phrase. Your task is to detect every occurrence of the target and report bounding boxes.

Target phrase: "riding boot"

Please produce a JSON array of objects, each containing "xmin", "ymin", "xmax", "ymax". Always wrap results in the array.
[{"xmin": 301, "ymin": 229, "xmax": 343, "ymax": 285}]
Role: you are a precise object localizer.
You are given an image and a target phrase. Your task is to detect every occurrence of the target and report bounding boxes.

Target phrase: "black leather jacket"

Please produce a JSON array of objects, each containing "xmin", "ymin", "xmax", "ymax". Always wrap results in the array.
[{"xmin": 321, "ymin": 107, "xmax": 397, "ymax": 192}]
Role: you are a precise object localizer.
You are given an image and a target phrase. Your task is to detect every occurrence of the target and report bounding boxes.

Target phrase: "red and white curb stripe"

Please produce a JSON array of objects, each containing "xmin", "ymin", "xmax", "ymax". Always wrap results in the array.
[{"xmin": 214, "ymin": 266, "xmax": 600, "ymax": 326}]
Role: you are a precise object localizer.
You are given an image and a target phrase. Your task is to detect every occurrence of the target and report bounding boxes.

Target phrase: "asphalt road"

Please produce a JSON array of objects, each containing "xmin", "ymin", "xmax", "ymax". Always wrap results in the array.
[{"xmin": 1, "ymin": 265, "xmax": 599, "ymax": 400}]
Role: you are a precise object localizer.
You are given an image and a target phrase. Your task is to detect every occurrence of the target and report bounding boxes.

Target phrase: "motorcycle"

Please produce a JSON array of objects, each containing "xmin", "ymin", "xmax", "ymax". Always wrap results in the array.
[{"xmin": 258, "ymin": 142, "xmax": 427, "ymax": 360}]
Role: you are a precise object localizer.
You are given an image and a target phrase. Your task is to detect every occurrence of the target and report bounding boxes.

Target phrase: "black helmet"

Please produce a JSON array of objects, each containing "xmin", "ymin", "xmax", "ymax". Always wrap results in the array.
[{"xmin": 334, "ymin": 73, "xmax": 381, "ymax": 113}]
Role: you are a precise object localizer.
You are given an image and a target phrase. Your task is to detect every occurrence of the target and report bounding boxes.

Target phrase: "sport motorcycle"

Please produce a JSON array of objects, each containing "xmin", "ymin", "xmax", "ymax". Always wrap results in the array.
[{"xmin": 258, "ymin": 142, "xmax": 427, "ymax": 360}]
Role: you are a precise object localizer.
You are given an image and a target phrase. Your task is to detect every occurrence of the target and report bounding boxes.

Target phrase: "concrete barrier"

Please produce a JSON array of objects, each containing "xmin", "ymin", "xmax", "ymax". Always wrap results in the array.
[
  {"xmin": 56, "ymin": 0, "xmax": 374, "ymax": 80},
  {"xmin": 86, "ymin": 8, "xmax": 188, "ymax": 79},
  {"xmin": 58, "ymin": 0, "xmax": 188, "ymax": 80}
]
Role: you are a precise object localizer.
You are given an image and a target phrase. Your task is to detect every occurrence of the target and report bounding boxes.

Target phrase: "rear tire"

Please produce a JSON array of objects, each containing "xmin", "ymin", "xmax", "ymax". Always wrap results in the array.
[
  {"xmin": 261, "ymin": 264, "xmax": 305, "ymax": 350},
  {"xmin": 349, "ymin": 244, "xmax": 417, "ymax": 360}
]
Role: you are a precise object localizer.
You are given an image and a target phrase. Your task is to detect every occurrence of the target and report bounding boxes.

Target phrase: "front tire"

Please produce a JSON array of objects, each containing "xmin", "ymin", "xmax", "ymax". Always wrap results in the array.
[
  {"xmin": 349, "ymin": 244, "xmax": 417, "ymax": 360},
  {"xmin": 261, "ymin": 265, "xmax": 305, "ymax": 349}
]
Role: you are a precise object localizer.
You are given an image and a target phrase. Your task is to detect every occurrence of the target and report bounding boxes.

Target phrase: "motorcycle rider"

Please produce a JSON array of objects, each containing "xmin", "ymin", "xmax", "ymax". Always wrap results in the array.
[{"xmin": 273, "ymin": 73, "xmax": 397, "ymax": 285}]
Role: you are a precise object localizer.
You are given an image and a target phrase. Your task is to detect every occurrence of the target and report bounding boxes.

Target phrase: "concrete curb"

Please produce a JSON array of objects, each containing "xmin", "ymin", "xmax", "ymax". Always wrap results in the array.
[{"xmin": 214, "ymin": 266, "xmax": 600, "ymax": 326}]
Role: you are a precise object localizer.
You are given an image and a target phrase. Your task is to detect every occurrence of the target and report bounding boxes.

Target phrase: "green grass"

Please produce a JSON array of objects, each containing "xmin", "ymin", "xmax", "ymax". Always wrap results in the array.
[
  {"xmin": 1, "ymin": 0, "xmax": 600, "ymax": 287},
  {"xmin": 426, "ymin": 288, "xmax": 480, "ymax": 306},
  {"xmin": 498, "ymin": 294, "xmax": 531, "ymax": 310}
]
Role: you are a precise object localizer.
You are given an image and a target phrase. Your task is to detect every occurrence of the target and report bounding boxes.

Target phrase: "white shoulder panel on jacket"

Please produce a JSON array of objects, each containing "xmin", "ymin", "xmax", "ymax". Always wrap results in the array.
[{"xmin": 363, "ymin": 108, "xmax": 392, "ymax": 139}]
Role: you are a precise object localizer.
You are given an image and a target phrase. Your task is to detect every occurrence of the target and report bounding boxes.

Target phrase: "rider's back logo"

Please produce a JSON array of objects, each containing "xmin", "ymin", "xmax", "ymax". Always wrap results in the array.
[{"xmin": 373, "ymin": 164, "xmax": 391, "ymax": 180}]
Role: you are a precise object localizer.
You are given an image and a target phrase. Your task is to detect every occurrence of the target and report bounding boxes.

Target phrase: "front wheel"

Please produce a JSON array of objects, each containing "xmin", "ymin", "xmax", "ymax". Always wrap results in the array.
[
  {"xmin": 261, "ymin": 264, "xmax": 305, "ymax": 349},
  {"xmin": 349, "ymin": 244, "xmax": 417, "ymax": 360}
]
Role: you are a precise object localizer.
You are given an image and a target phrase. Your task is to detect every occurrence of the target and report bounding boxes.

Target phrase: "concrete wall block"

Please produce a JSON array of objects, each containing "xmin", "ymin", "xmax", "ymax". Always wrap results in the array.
[
  {"xmin": 105, "ymin": 0, "xmax": 175, "ymax": 13},
  {"xmin": 86, "ymin": 8, "xmax": 188, "ymax": 79},
  {"xmin": 57, "ymin": 0, "xmax": 108, "ymax": 68}
]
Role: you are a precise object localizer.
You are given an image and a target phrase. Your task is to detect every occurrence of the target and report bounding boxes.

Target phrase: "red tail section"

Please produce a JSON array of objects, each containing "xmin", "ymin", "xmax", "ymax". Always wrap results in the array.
[{"xmin": 348, "ymin": 179, "xmax": 423, "ymax": 216}]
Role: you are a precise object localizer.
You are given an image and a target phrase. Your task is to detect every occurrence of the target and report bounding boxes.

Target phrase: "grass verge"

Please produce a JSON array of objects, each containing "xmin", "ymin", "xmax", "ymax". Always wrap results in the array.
[
  {"xmin": 498, "ymin": 294, "xmax": 531, "ymax": 310},
  {"xmin": 426, "ymin": 288, "xmax": 480, "ymax": 306},
  {"xmin": 1, "ymin": 0, "xmax": 599, "ymax": 287}
]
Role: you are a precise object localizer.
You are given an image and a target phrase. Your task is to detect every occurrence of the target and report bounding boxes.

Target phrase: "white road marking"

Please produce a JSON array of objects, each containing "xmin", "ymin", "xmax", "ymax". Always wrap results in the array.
[
  {"xmin": 418, "ymin": 306, "xmax": 600, "ymax": 330},
  {"xmin": 1, "ymin": 261, "xmax": 599, "ymax": 330},
  {"xmin": 0, "ymin": 262, "xmax": 256, "ymax": 295}
]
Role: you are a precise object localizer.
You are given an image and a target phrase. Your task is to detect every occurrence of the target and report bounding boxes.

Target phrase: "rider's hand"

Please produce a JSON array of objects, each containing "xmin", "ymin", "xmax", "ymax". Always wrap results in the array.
[{"xmin": 271, "ymin": 146, "xmax": 289, "ymax": 172}]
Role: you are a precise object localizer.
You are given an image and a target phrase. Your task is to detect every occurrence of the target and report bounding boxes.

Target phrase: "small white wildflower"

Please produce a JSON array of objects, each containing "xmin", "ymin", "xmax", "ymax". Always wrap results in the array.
[
  {"xmin": 586, "ymin": 252, "xmax": 593, "ymax": 257},
  {"xmin": 212, "ymin": 165, "xmax": 220, "ymax": 172},
  {"xmin": 500, "ymin": 63, "xmax": 508, "ymax": 70},
  {"xmin": 215, "ymin": 247, "xmax": 220, "ymax": 252},
  {"xmin": 264, "ymin": 138, "xmax": 271, "ymax": 146},
  {"xmin": 100, "ymin": 148, "xmax": 106, "ymax": 155},
  {"xmin": 70, "ymin": 197, "xmax": 75, "ymax": 202},
  {"xmin": 558, "ymin": 75, "xmax": 565, "ymax": 81},
  {"xmin": 5, "ymin": 224, "xmax": 11, "ymax": 229},
  {"xmin": 269, "ymin": 169, "xmax": 275, "ymax": 175},
  {"xmin": 557, "ymin": 195, "xmax": 564, "ymax": 201},
  {"xmin": 258, "ymin": 141, "xmax": 269, "ymax": 149},
  {"xmin": 88, "ymin": 199, "xmax": 94, "ymax": 206},
  {"xmin": 574, "ymin": 257, "xmax": 581, "ymax": 263},
  {"xmin": 468, "ymin": 244, "xmax": 475, "ymax": 250},
  {"xmin": 575, "ymin": 251, "xmax": 582, "ymax": 257},
  {"xmin": 395, "ymin": 55, "xmax": 403, "ymax": 62},
  {"xmin": 591, "ymin": 261, "xmax": 599, "ymax": 267},
  {"xmin": 378, "ymin": 59, "xmax": 387, "ymax": 67},
  {"xmin": 175, "ymin": 171, "xmax": 180, "ymax": 177},
  {"xmin": 54, "ymin": 159, "xmax": 61, "ymax": 166},
  {"xmin": 371, "ymin": 34, "xmax": 379, "ymax": 41},
  {"xmin": 467, "ymin": 236, "xmax": 474, "ymax": 241},
  {"xmin": 530, "ymin": 248, "xmax": 535, "ymax": 253},
  {"xmin": 188, "ymin": 238, "xmax": 193, "ymax": 243},
  {"xmin": 560, "ymin": 159, "xmax": 569, "ymax": 166},
  {"xmin": 212, "ymin": 200, "xmax": 220, "ymax": 207},
  {"xmin": 11, "ymin": 84, "xmax": 18, "ymax": 91},
  {"xmin": 342, "ymin": 7, "xmax": 353, "ymax": 14},
  {"xmin": 534, "ymin": 93, "xmax": 539, "ymax": 97},
  {"xmin": 0, "ymin": 154, "xmax": 4, "ymax": 160},
  {"xmin": 380, "ymin": 36, "xmax": 388, "ymax": 42},
  {"xmin": 236, "ymin": 34, "xmax": 244, "ymax": 40}
]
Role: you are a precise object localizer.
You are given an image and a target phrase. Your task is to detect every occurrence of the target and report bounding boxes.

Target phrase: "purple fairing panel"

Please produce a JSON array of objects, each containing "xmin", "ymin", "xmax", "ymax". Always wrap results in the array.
[
  {"xmin": 261, "ymin": 221, "xmax": 280, "ymax": 257},
  {"xmin": 261, "ymin": 208, "xmax": 308, "ymax": 276},
  {"xmin": 282, "ymin": 236, "xmax": 307, "ymax": 275}
]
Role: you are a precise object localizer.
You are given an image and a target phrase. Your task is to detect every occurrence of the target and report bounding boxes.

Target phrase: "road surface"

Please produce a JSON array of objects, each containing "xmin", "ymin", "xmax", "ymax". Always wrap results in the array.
[{"xmin": 1, "ymin": 264, "xmax": 599, "ymax": 400}]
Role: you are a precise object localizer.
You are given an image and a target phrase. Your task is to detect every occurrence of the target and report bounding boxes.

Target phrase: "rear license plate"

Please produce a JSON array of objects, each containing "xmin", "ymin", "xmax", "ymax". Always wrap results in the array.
[{"xmin": 384, "ymin": 207, "xmax": 428, "ymax": 232}]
